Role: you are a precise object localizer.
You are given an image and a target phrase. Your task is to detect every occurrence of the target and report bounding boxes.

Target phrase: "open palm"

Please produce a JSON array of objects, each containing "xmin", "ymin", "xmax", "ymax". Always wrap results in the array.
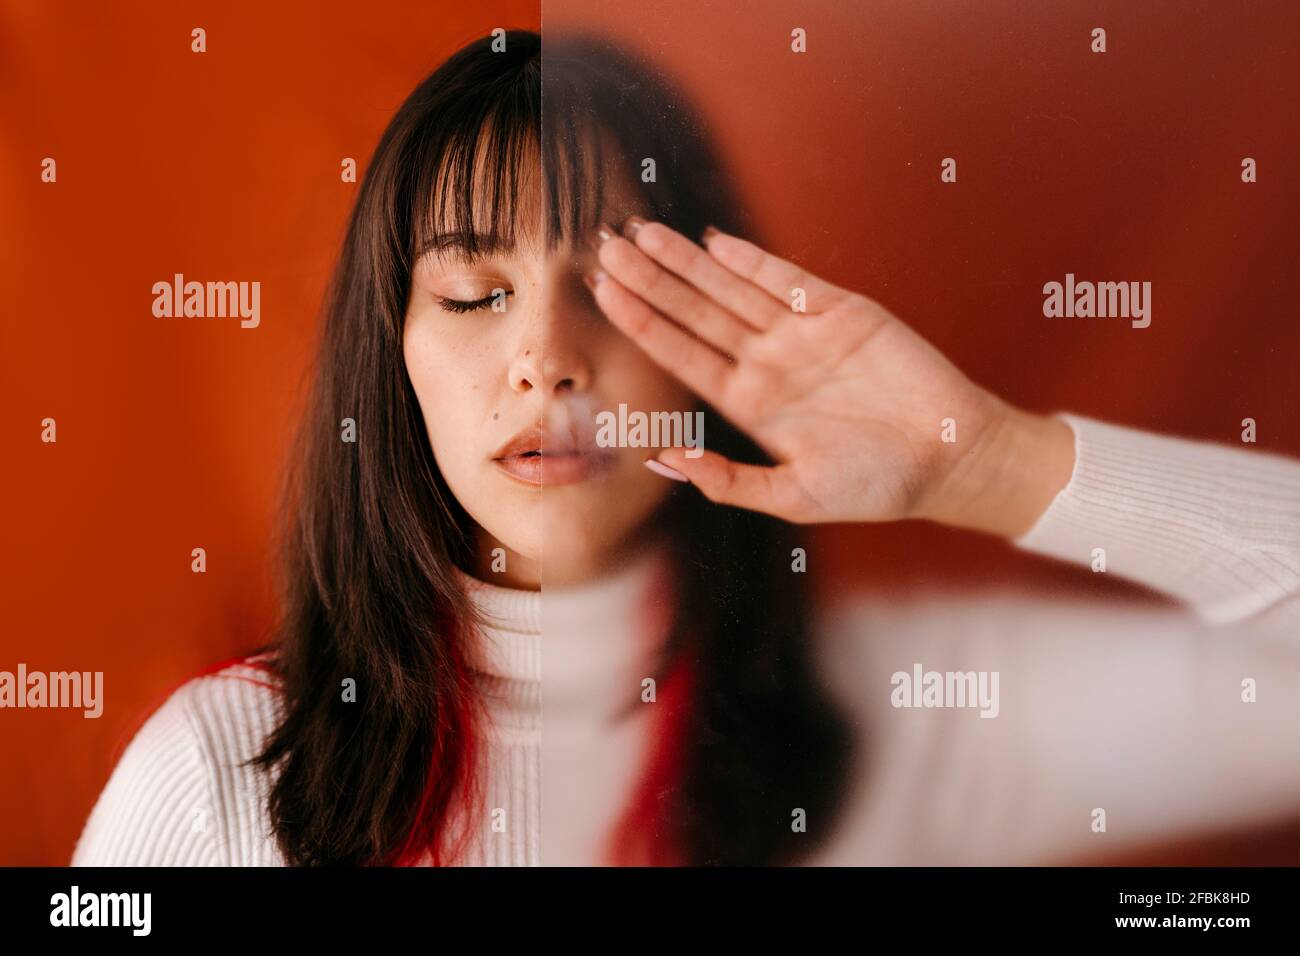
[{"xmin": 588, "ymin": 218, "xmax": 1013, "ymax": 525}]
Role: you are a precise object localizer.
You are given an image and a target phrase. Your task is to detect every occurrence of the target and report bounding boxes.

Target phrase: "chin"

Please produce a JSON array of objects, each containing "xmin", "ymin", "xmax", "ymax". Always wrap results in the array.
[
  {"xmin": 534, "ymin": 507, "xmax": 631, "ymax": 583},
  {"xmin": 463, "ymin": 458, "xmax": 673, "ymax": 584}
]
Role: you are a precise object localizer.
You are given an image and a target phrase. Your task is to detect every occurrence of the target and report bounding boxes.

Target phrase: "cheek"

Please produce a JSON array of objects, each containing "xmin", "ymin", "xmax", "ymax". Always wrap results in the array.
[
  {"xmin": 402, "ymin": 318, "xmax": 496, "ymax": 458},
  {"xmin": 601, "ymin": 337, "xmax": 695, "ymax": 412}
]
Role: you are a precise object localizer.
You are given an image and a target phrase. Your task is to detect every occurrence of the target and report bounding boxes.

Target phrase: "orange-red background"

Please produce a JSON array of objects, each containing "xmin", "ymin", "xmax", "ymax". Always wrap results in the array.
[{"xmin": 2, "ymin": 0, "xmax": 1296, "ymax": 864}]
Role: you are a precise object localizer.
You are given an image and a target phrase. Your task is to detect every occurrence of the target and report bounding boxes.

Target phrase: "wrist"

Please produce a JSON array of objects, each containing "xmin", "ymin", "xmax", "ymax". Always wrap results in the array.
[{"xmin": 921, "ymin": 404, "xmax": 1076, "ymax": 539}]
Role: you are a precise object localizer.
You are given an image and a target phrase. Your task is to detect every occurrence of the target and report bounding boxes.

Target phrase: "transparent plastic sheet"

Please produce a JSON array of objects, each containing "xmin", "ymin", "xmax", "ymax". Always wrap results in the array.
[
  {"xmin": 530, "ymin": 2, "xmax": 1300, "ymax": 867},
  {"xmin": 535, "ymin": 7, "xmax": 883, "ymax": 866}
]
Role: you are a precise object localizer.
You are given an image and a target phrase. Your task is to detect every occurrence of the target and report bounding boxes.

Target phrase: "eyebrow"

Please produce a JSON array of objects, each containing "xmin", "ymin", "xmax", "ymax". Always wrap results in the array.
[{"xmin": 417, "ymin": 231, "xmax": 515, "ymax": 262}]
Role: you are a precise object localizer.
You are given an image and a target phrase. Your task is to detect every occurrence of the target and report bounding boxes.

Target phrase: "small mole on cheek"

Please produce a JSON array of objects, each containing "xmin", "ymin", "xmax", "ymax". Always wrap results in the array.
[
  {"xmin": 524, "ymin": 350, "xmax": 531, "ymax": 356},
  {"xmin": 493, "ymin": 412, "xmax": 499, "ymax": 420}
]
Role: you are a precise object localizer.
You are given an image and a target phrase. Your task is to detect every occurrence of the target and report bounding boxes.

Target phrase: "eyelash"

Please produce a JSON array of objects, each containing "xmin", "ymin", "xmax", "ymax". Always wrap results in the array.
[{"xmin": 436, "ymin": 291, "xmax": 513, "ymax": 314}]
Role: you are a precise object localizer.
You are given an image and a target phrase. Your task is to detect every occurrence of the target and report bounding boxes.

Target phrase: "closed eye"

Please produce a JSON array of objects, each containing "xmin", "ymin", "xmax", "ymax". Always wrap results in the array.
[{"xmin": 436, "ymin": 290, "xmax": 513, "ymax": 314}]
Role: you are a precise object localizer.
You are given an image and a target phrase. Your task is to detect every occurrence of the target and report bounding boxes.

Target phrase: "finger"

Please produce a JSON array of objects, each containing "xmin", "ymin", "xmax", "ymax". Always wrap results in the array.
[
  {"xmin": 623, "ymin": 218, "xmax": 786, "ymax": 332},
  {"xmin": 588, "ymin": 270, "xmax": 735, "ymax": 408},
  {"xmin": 702, "ymin": 226, "xmax": 852, "ymax": 315},
  {"xmin": 652, "ymin": 446, "xmax": 812, "ymax": 522},
  {"xmin": 595, "ymin": 228, "xmax": 752, "ymax": 357}
]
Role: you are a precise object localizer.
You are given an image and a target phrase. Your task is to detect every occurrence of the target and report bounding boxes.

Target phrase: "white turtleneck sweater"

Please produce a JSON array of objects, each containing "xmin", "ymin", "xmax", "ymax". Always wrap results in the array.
[{"xmin": 70, "ymin": 413, "xmax": 1300, "ymax": 866}]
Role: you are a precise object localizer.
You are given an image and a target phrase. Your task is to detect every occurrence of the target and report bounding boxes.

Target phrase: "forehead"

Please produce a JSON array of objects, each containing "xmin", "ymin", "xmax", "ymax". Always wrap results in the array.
[{"xmin": 420, "ymin": 123, "xmax": 648, "ymax": 263}]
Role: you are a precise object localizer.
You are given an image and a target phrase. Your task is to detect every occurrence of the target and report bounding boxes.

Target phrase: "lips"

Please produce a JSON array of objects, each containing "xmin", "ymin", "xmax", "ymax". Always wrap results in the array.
[{"xmin": 491, "ymin": 424, "xmax": 615, "ymax": 487}]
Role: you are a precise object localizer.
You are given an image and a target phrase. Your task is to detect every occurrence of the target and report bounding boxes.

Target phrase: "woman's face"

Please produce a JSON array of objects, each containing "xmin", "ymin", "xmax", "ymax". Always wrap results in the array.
[{"xmin": 402, "ymin": 148, "xmax": 695, "ymax": 588}]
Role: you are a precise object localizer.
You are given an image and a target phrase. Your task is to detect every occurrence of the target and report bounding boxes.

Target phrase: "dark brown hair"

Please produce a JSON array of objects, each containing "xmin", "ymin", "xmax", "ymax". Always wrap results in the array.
[{"xmin": 245, "ymin": 29, "xmax": 856, "ymax": 866}]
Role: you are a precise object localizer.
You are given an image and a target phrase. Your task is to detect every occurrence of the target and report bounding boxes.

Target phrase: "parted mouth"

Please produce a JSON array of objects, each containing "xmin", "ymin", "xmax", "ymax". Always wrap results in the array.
[
  {"xmin": 490, "ymin": 418, "xmax": 618, "ymax": 488},
  {"xmin": 491, "ymin": 424, "xmax": 608, "ymax": 461},
  {"xmin": 492, "ymin": 425, "xmax": 545, "ymax": 460}
]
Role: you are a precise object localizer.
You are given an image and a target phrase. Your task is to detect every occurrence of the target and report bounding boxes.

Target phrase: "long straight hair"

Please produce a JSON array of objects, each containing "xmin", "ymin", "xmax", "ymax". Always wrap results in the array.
[{"xmin": 247, "ymin": 29, "xmax": 857, "ymax": 866}]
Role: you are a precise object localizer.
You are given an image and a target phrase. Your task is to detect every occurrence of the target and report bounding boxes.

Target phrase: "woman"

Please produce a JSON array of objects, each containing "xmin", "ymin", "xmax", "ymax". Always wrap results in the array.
[{"xmin": 71, "ymin": 29, "xmax": 1300, "ymax": 867}]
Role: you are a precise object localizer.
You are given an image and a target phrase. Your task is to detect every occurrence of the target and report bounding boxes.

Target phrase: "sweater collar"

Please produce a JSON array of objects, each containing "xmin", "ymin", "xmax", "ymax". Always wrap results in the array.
[{"xmin": 454, "ymin": 539, "xmax": 677, "ymax": 716}]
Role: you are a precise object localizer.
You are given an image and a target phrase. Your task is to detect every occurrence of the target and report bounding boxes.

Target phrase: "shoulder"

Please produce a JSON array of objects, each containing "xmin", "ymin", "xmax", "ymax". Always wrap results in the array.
[
  {"xmin": 809, "ymin": 587, "xmax": 1300, "ymax": 752},
  {"xmin": 71, "ymin": 654, "xmax": 286, "ymax": 867},
  {"xmin": 812, "ymin": 586, "xmax": 1300, "ymax": 660},
  {"xmin": 179, "ymin": 653, "xmax": 286, "ymax": 761},
  {"xmin": 813, "ymin": 587, "xmax": 1229, "ymax": 655},
  {"xmin": 808, "ymin": 588, "xmax": 1271, "ymax": 720},
  {"xmin": 806, "ymin": 590, "xmax": 1300, "ymax": 863}
]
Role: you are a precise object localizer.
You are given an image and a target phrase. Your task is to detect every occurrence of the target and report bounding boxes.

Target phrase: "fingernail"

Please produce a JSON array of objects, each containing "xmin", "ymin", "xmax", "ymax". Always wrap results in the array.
[
  {"xmin": 644, "ymin": 458, "xmax": 690, "ymax": 482},
  {"xmin": 586, "ymin": 221, "xmax": 616, "ymax": 252},
  {"xmin": 701, "ymin": 225, "xmax": 721, "ymax": 245},
  {"xmin": 623, "ymin": 215, "xmax": 648, "ymax": 239},
  {"xmin": 583, "ymin": 268, "xmax": 607, "ymax": 291}
]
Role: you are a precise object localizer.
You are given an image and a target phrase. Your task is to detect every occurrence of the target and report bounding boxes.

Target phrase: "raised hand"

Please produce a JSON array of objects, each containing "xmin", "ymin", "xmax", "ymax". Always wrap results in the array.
[{"xmin": 584, "ymin": 217, "xmax": 1075, "ymax": 538}]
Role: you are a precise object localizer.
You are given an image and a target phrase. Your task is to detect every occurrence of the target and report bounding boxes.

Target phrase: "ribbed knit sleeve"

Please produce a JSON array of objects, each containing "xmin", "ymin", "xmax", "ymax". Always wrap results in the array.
[
  {"xmin": 71, "ymin": 681, "xmax": 221, "ymax": 866},
  {"xmin": 1015, "ymin": 413, "xmax": 1300, "ymax": 635}
]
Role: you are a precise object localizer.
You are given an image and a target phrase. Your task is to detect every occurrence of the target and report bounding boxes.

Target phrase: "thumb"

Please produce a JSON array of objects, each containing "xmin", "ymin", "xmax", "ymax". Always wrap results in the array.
[{"xmin": 648, "ymin": 447, "xmax": 804, "ymax": 521}]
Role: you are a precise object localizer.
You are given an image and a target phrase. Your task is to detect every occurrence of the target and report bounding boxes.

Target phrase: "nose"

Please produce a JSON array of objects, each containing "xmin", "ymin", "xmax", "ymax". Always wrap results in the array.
[
  {"xmin": 506, "ymin": 255, "xmax": 595, "ymax": 396},
  {"xmin": 507, "ymin": 345, "xmax": 589, "ymax": 395}
]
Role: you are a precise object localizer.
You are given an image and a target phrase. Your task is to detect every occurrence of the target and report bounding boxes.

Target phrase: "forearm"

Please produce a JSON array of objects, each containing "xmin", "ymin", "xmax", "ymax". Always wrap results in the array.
[{"xmin": 1003, "ymin": 412, "xmax": 1300, "ymax": 631}]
